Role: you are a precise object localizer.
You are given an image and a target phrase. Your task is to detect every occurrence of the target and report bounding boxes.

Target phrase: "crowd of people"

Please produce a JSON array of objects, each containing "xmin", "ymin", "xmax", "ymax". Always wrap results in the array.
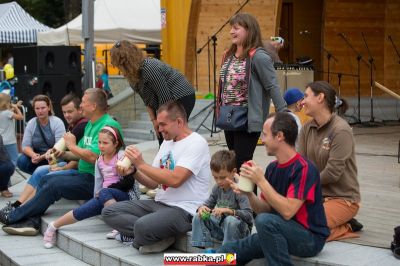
[{"xmin": 0, "ymin": 12, "xmax": 364, "ymax": 265}]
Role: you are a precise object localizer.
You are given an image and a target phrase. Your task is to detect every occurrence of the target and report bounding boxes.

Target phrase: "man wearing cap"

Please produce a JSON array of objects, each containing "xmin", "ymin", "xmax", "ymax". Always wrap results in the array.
[
  {"xmin": 283, "ymin": 87, "xmax": 304, "ymax": 135},
  {"xmin": 262, "ymin": 36, "xmax": 285, "ymax": 64}
]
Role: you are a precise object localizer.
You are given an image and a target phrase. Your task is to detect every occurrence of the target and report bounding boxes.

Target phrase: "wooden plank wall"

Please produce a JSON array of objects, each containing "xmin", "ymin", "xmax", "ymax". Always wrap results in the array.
[
  {"xmin": 184, "ymin": 0, "xmax": 399, "ymax": 96},
  {"xmin": 323, "ymin": 0, "xmax": 400, "ymax": 97},
  {"xmin": 185, "ymin": 0, "xmax": 280, "ymax": 95},
  {"xmin": 384, "ymin": 0, "xmax": 400, "ymax": 94}
]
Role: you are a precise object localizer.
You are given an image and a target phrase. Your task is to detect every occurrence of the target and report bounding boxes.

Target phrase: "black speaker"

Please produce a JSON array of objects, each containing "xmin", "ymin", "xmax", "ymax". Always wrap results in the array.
[
  {"xmin": 15, "ymin": 75, "xmax": 82, "ymax": 121},
  {"xmin": 13, "ymin": 46, "xmax": 81, "ymax": 76}
]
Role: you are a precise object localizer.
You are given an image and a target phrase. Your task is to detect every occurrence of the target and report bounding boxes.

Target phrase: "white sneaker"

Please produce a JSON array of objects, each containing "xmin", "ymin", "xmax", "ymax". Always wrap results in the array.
[
  {"xmin": 139, "ymin": 237, "xmax": 175, "ymax": 254},
  {"xmin": 146, "ymin": 189, "xmax": 157, "ymax": 198},
  {"xmin": 139, "ymin": 184, "xmax": 150, "ymax": 194},
  {"xmin": 106, "ymin": 229, "xmax": 119, "ymax": 239}
]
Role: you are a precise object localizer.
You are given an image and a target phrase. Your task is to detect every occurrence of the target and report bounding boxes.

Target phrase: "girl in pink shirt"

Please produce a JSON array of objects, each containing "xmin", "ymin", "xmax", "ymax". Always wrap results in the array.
[{"xmin": 43, "ymin": 126, "xmax": 139, "ymax": 248}]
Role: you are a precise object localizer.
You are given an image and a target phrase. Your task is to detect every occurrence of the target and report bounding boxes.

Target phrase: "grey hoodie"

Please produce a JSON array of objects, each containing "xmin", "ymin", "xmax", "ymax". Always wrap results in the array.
[{"xmin": 246, "ymin": 48, "xmax": 287, "ymax": 132}]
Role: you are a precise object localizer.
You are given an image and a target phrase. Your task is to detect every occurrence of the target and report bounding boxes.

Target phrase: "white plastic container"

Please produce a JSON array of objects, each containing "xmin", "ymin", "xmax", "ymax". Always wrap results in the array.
[
  {"xmin": 53, "ymin": 138, "xmax": 66, "ymax": 152},
  {"xmin": 237, "ymin": 176, "xmax": 254, "ymax": 192},
  {"xmin": 116, "ymin": 157, "xmax": 132, "ymax": 169}
]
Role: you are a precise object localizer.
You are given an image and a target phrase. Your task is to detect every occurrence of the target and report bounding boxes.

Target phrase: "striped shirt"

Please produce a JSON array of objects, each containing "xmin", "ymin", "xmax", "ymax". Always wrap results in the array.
[
  {"xmin": 131, "ymin": 58, "xmax": 195, "ymax": 111},
  {"xmin": 260, "ymin": 153, "xmax": 329, "ymax": 239}
]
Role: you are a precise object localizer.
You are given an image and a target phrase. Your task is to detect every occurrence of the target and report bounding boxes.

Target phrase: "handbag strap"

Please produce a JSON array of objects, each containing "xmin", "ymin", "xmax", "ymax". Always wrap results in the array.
[{"xmin": 36, "ymin": 118, "xmax": 53, "ymax": 150}]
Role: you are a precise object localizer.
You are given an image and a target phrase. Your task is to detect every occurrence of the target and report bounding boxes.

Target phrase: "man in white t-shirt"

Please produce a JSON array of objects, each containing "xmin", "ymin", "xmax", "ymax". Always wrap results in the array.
[{"xmin": 102, "ymin": 101, "xmax": 211, "ymax": 254}]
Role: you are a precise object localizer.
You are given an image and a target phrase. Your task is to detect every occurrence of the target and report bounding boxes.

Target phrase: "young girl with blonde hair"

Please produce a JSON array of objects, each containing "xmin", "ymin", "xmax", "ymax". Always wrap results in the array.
[{"xmin": 0, "ymin": 93, "xmax": 23, "ymax": 166}]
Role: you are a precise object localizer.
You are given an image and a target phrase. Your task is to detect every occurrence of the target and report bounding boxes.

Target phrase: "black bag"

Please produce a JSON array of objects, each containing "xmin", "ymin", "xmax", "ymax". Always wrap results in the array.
[
  {"xmin": 108, "ymin": 174, "xmax": 135, "ymax": 192},
  {"xmin": 216, "ymin": 105, "xmax": 248, "ymax": 131}
]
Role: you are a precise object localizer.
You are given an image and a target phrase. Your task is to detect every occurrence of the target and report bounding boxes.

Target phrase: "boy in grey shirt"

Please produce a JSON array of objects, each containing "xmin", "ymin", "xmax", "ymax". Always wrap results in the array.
[{"xmin": 191, "ymin": 150, "xmax": 253, "ymax": 248}]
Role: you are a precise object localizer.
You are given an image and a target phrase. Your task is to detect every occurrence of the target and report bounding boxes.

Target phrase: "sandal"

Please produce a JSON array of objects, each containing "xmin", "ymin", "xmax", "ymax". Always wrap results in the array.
[{"xmin": 1, "ymin": 190, "xmax": 13, "ymax": 198}]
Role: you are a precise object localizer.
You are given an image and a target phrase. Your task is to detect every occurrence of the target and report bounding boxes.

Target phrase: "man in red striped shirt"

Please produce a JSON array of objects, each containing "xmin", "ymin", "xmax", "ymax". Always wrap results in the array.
[{"xmin": 217, "ymin": 112, "xmax": 329, "ymax": 265}]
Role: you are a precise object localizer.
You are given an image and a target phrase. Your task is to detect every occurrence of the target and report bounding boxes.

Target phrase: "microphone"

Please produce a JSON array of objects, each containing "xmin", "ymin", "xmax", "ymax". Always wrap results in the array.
[{"xmin": 338, "ymin": 32, "xmax": 346, "ymax": 39}]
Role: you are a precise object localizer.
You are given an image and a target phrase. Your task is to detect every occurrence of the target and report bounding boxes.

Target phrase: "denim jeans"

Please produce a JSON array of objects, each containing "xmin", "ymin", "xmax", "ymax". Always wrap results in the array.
[
  {"xmin": 216, "ymin": 213, "xmax": 326, "ymax": 266},
  {"xmin": 4, "ymin": 143, "xmax": 18, "ymax": 166},
  {"xmin": 8, "ymin": 171, "xmax": 94, "ymax": 224},
  {"xmin": 73, "ymin": 188, "xmax": 129, "ymax": 221},
  {"xmin": 0, "ymin": 160, "xmax": 15, "ymax": 190},
  {"xmin": 16, "ymin": 154, "xmax": 47, "ymax": 175},
  {"xmin": 27, "ymin": 162, "xmax": 69, "ymax": 188},
  {"xmin": 191, "ymin": 214, "xmax": 250, "ymax": 248}
]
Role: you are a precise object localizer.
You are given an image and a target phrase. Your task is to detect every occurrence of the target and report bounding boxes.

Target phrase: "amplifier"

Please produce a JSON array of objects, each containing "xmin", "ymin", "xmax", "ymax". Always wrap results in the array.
[{"xmin": 275, "ymin": 64, "xmax": 314, "ymax": 93}]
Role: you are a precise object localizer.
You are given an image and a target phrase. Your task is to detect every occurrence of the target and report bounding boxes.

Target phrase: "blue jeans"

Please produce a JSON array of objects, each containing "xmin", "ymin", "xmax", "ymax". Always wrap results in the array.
[
  {"xmin": 73, "ymin": 188, "xmax": 129, "ymax": 221},
  {"xmin": 0, "ymin": 160, "xmax": 15, "ymax": 190},
  {"xmin": 27, "ymin": 162, "xmax": 69, "ymax": 188},
  {"xmin": 191, "ymin": 214, "xmax": 250, "ymax": 248},
  {"xmin": 16, "ymin": 154, "xmax": 47, "ymax": 175},
  {"xmin": 216, "ymin": 213, "xmax": 326, "ymax": 266},
  {"xmin": 4, "ymin": 143, "xmax": 18, "ymax": 166},
  {"xmin": 8, "ymin": 171, "xmax": 94, "ymax": 224}
]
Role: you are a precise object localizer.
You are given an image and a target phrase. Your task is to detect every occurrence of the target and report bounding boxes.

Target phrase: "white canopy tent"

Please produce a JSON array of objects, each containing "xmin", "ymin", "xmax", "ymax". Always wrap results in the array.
[
  {"xmin": 37, "ymin": 0, "xmax": 161, "ymax": 45},
  {"xmin": 0, "ymin": 2, "xmax": 51, "ymax": 43}
]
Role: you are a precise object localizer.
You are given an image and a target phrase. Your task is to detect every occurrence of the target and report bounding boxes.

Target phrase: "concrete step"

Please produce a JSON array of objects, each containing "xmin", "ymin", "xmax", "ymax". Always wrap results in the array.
[
  {"xmin": 4, "ymin": 182, "xmax": 399, "ymax": 266},
  {"xmin": 40, "ymin": 203, "xmax": 174, "ymax": 266},
  {"xmin": 123, "ymin": 137, "xmax": 148, "ymax": 146},
  {"xmin": 127, "ymin": 120, "xmax": 154, "ymax": 130},
  {"xmin": 138, "ymin": 112, "xmax": 151, "ymax": 121},
  {"xmin": 122, "ymin": 128, "xmax": 156, "ymax": 141},
  {"xmin": 0, "ymin": 232, "xmax": 90, "ymax": 266}
]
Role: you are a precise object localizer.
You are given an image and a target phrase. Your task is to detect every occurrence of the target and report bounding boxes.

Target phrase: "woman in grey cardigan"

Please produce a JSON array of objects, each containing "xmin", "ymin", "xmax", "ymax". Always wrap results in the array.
[
  {"xmin": 17, "ymin": 95, "xmax": 65, "ymax": 174},
  {"xmin": 217, "ymin": 13, "xmax": 286, "ymax": 173}
]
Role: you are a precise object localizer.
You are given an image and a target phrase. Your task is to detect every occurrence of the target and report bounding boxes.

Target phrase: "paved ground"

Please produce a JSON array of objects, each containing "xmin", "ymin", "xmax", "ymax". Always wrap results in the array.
[{"xmin": 2, "ymin": 124, "xmax": 400, "ymax": 265}]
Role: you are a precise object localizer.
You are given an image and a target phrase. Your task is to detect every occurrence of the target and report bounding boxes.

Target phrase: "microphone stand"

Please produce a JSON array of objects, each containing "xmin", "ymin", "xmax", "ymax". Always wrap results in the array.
[
  {"xmin": 322, "ymin": 47, "xmax": 339, "ymax": 83},
  {"xmin": 193, "ymin": 0, "xmax": 250, "ymax": 136},
  {"xmin": 338, "ymin": 33, "xmax": 369, "ymax": 123},
  {"xmin": 361, "ymin": 32, "xmax": 376, "ymax": 123},
  {"xmin": 388, "ymin": 35, "xmax": 400, "ymax": 65}
]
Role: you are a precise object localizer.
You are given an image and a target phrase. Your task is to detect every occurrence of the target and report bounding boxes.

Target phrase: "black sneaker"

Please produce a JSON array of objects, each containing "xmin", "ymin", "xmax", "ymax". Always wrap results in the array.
[
  {"xmin": 0, "ymin": 202, "xmax": 15, "ymax": 225},
  {"xmin": 348, "ymin": 218, "xmax": 363, "ymax": 232},
  {"xmin": 115, "ymin": 233, "xmax": 135, "ymax": 245},
  {"xmin": 2, "ymin": 216, "xmax": 41, "ymax": 236}
]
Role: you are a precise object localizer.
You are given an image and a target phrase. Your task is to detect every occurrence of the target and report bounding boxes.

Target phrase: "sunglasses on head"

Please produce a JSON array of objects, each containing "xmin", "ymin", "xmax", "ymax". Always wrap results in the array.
[{"xmin": 114, "ymin": 41, "xmax": 121, "ymax": 48}]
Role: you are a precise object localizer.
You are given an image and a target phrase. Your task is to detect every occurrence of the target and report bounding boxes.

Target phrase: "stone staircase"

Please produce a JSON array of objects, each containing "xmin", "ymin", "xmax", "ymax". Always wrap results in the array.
[
  {"xmin": 2, "ymin": 180, "xmax": 397, "ymax": 266},
  {"xmin": 2, "ymin": 127, "xmax": 400, "ymax": 265},
  {"xmin": 122, "ymin": 99, "xmax": 216, "ymax": 146}
]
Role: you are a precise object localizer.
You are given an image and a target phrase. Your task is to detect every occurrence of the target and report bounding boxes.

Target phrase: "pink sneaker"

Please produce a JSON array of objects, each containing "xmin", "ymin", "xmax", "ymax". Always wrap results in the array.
[{"xmin": 43, "ymin": 225, "xmax": 57, "ymax": 249}]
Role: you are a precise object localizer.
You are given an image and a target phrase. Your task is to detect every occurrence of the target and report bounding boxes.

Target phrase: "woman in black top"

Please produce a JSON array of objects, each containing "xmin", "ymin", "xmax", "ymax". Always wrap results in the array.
[{"xmin": 110, "ymin": 40, "xmax": 196, "ymax": 145}]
